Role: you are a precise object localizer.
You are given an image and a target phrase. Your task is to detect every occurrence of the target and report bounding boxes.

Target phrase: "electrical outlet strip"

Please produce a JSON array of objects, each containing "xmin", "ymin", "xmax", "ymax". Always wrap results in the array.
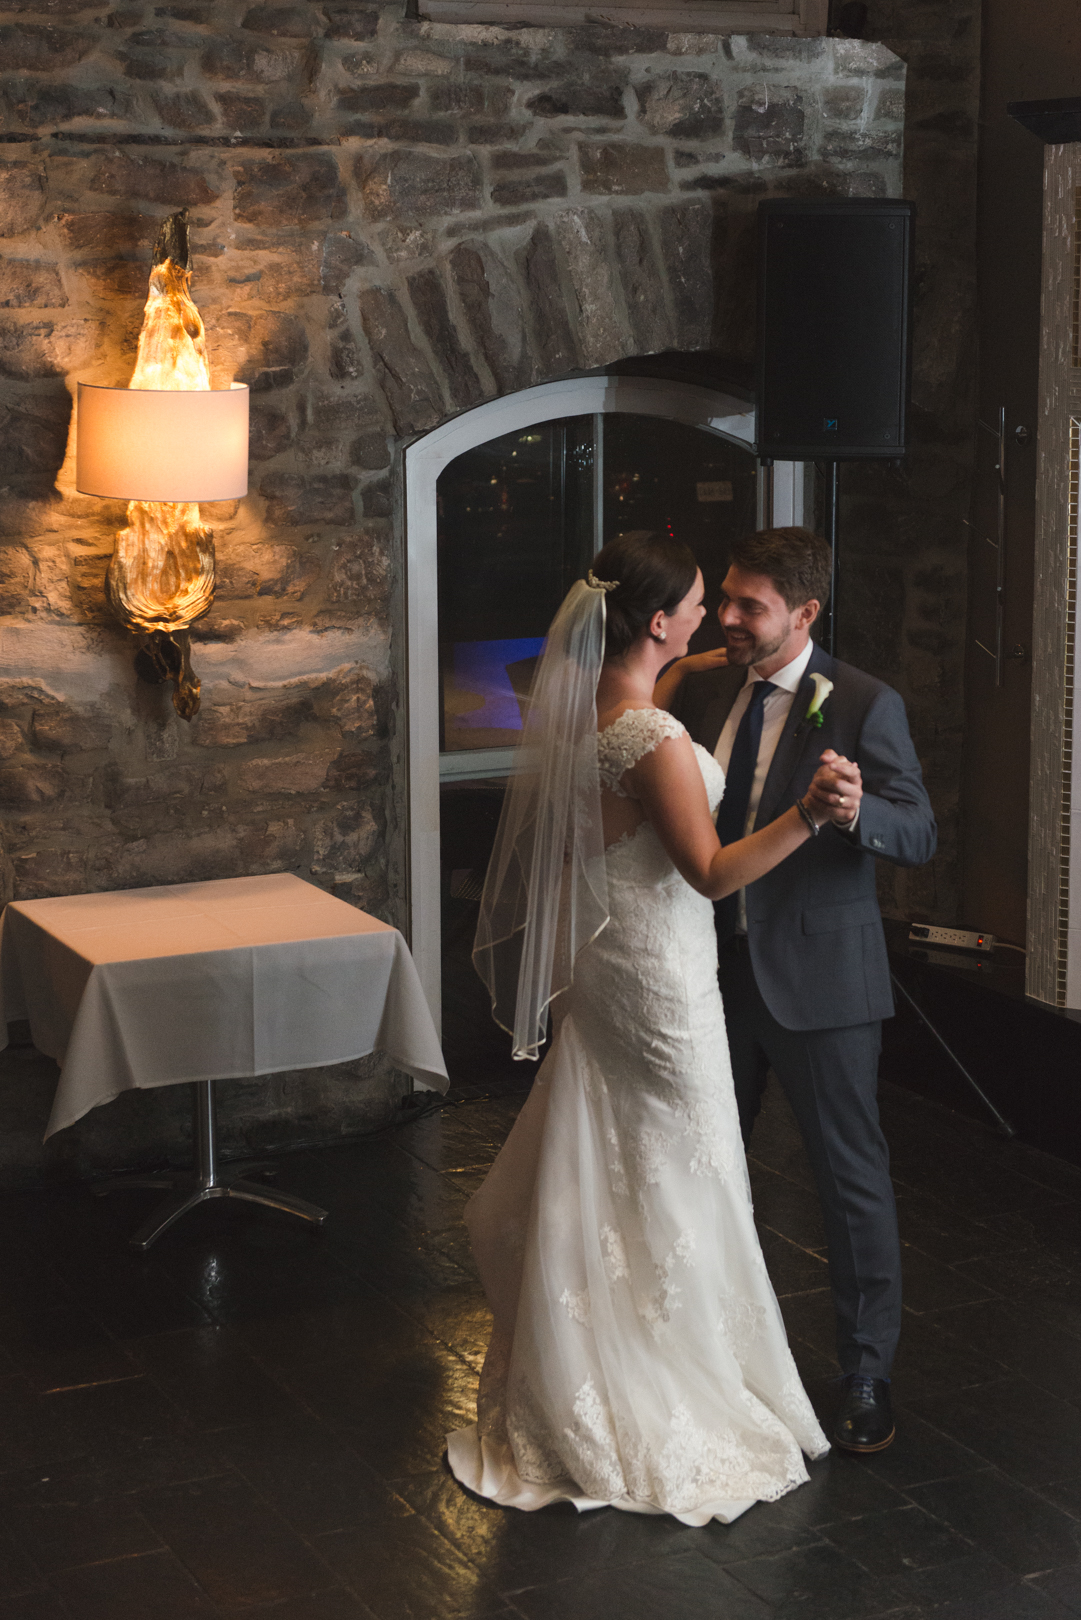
[{"xmin": 908, "ymin": 924, "xmax": 995, "ymax": 953}]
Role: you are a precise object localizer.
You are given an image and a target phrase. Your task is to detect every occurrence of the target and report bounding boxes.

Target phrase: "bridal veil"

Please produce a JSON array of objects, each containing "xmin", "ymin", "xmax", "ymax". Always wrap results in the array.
[{"xmin": 472, "ymin": 576, "xmax": 612, "ymax": 1061}]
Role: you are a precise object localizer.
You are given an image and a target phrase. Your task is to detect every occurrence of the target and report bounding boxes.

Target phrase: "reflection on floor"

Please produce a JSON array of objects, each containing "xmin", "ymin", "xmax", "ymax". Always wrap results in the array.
[{"xmin": 0, "ymin": 1073, "xmax": 1080, "ymax": 1620}]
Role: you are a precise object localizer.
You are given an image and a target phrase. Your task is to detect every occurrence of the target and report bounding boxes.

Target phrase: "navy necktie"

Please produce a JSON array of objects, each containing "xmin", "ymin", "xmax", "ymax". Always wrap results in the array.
[{"xmin": 715, "ymin": 679, "xmax": 776, "ymax": 942}]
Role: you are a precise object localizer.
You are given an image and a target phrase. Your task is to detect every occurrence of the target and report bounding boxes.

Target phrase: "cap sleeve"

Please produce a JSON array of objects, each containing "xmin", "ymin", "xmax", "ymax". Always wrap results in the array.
[{"xmin": 597, "ymin": 708, "xmax": 687, "ymax": 797}]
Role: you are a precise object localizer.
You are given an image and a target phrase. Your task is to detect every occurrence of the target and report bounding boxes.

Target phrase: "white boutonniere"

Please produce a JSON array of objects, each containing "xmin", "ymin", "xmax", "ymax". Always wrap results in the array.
[{"xmin": 804, "ymin": 673, "xmax": 833, "ymax": 730}]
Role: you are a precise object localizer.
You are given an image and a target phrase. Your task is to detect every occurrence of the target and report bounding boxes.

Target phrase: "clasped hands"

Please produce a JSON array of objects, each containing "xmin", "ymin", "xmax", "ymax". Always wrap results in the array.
[{"xmin": 806, "ymin": 749, "xmax": 862, "ymax": 828}]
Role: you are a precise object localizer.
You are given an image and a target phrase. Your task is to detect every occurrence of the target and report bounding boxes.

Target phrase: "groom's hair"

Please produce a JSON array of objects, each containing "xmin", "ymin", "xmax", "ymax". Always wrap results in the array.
[
  {"xmin": 592, "ymin": 530, "xmax": 698, "ymax": 657},
  {"xmin": 730, "ymin": 527, "xmax": 833, "ymax": 616}
]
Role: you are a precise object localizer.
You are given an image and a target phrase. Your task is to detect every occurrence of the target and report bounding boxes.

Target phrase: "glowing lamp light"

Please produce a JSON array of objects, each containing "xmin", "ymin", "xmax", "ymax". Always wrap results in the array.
[
  {"xmin": 75, "ymin": 208, "xmax": 250, "ymax": 721},
  {"xmin": 76, "ymin": 382, "xmax": 249, "ymax": 504}
]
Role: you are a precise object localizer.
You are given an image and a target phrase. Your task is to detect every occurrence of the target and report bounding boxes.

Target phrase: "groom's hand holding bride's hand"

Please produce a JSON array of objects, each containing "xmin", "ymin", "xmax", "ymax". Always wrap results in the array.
[{"xmin": 807, "ymin": 751, "xmax": 863, "ymax": 828}]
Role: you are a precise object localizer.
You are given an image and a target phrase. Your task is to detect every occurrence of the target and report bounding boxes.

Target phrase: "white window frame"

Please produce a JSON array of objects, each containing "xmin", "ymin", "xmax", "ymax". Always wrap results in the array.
[
  {"xmin": 404, "ymin": 373, "xmax": 803, "ymax": 1039},
  {"xmin": 419, "ymin": 0, "xmax": 829, "ymax": 35}
]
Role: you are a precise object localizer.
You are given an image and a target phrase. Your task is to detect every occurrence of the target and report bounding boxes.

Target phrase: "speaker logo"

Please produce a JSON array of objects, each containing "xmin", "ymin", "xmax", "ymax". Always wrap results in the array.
[{"xmin": 823, "ymin": 418, "xmax": 838, "ymax": 432}]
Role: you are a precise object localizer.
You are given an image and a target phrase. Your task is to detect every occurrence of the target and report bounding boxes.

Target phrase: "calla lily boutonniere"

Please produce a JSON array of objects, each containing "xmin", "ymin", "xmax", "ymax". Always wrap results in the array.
[{"xmin": 803, "ymin": 673, "xmax": 834, "ymax": 730}]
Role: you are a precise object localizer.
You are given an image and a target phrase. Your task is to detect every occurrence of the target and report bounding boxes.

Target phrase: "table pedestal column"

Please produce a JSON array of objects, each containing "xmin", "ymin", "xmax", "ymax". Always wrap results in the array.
[{"xmin": 94, "ymin": 1080, "xmax": 329, "ymax": 1251}]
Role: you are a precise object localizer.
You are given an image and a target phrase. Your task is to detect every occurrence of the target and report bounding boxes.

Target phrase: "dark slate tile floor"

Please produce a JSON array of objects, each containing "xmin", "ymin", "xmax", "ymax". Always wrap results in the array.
[{"xmin": 0, "ymin": 1075, "xmax": 1079, "ymax": 1619}]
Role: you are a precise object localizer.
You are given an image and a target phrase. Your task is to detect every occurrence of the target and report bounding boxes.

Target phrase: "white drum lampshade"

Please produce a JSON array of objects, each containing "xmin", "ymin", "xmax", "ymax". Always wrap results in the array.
[{"xmin": 76, "ymin": 382, "xmax": 249, "ymax": 502}]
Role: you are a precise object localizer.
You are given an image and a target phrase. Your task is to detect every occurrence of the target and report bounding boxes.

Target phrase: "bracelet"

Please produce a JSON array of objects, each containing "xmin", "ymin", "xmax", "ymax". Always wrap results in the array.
[{"xmin": 796, "ymin": 796, "xmax": 820, "ymax": 837}]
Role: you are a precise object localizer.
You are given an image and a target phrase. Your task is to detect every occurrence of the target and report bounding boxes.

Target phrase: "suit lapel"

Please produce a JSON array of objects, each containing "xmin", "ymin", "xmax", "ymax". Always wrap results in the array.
[
  {"xmin": 755, "ymin": 642, "xmax": 835, "ymax": 828},
  {"xmin": 697, "ymin": 667, "xmax": 744, "ymax": 755}
]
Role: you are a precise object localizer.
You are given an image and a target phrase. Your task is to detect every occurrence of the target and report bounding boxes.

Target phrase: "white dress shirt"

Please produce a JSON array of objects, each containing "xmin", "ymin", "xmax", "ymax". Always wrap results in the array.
[{"xmin": 714, "ymin": 640, "xmax": 814, "ymax": 932}]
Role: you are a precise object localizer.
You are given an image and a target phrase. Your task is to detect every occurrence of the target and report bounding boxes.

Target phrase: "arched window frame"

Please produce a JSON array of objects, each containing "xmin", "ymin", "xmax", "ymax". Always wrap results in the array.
[{"xmin": 404, "ymin": 373, "xmax": 804, "ymax": 1028}]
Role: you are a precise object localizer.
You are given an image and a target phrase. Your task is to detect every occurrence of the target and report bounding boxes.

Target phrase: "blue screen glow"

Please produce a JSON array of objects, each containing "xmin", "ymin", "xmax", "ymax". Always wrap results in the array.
[{"xmin": 450, "ymin": 638, "xmax": 544, "ymax": 731}]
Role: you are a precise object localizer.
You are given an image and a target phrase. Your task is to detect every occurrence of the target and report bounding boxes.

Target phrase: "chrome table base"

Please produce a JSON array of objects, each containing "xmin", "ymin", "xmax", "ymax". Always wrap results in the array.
[{"xmin": 94, "ymin": 1079, "xmax": 329, "ymax": 1251}]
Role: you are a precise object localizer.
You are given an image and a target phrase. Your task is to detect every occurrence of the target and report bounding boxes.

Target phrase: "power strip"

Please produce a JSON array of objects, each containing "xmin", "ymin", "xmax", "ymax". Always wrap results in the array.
[{"xmin": 908, "ymin": 924, "xmax": 995, "ymax": 953}]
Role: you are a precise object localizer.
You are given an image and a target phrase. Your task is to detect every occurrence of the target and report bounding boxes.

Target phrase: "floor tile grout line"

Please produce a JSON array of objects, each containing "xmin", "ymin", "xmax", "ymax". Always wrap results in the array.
[
  {"xmin": 125, "ymin": 1461, "xmax": 353, "ymax": 1613},
  {"xmin": 40, "ymin": 1373, "xmax": 146, "ymax": 1395},
  {"xmin": 310, "ymin": 1516, "xmax": 511, "ymax": 1616},
  {"xmin": 917, "ymin": 1297, "xmax": 1081, "ymax": 1349},
  {"xmin": 759, "ymin": 1221, "xmax": 832, "ymax": 1262},
  {"xmin": 330, "ymin": 1269, "xmax": 488, "ymax": 1379}
]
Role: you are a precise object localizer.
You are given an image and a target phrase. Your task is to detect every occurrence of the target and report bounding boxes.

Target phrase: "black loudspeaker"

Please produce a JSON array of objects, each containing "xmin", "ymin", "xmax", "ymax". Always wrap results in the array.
[{"xmin": 755, "ymin": 198, "xmax": 914, "ymax": 461}]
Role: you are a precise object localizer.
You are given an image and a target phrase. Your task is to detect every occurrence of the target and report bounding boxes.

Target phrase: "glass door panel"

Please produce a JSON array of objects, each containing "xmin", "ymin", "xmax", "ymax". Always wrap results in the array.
[
  {"xmin": 435, "ymin": 407, "xmax": 758, "ymax": 1082},
  {"xmin": 437, "ymin": 416, "xmax": 594, "ymax": 758},
  {"xmin": 601, "ymin": 413, "xmax": 758, "ymax": 656}
]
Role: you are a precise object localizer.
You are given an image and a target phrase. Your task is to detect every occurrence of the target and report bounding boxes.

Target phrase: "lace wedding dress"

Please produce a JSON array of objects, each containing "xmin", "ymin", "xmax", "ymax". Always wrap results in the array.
[{"xmin": 448, "ymin": 708, "xmax": 829, "ymax": 1525}]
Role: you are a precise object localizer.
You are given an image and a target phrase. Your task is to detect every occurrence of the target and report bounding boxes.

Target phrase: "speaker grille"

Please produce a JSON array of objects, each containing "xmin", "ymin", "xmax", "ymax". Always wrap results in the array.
[{"xmin": 756, "ymin": 199, "xmax": 914, "ymax": 460}]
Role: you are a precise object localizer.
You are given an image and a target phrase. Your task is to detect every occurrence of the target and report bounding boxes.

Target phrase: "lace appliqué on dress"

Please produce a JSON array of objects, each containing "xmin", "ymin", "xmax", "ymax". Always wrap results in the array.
[
  {"xmin": 566, "ymin": 1377, "xmax": 626, "ymax": 1498},
  {"xmin": 598, "ymin": 707, "xmax": 687, "ymax": 798},
  {"xmin": 560, "ymin": 1287, "xmax": 591, "ymax": 1324},
  {"xmin": 601, "ymin": 1224, "xmax": 629, "ymax": 1283},
  {"xmin": 717, "ymin": 1291, "xmax": 768, "ymax": 1360},
  {"xmin": 563, "ymin": 1384, "xmax": 811, "ymax": 1515},
  {"xmin": 507, "ymin": 1372, "xmax": 573, "ymax": 1485},
  {"xmin": 627, "ymin": 1126, "xmax": 674, "ymax": 1189},
  {"xmin": 684, "ymin": 1096, "xmax": 737, "ymax": 1181},
  {"xmin": 605, "ymin": 1127, "xmax": 630, "ymax": 1198},
  {"xmin": 638, "ymin": 1229, "xmax": 697, "ymax": 1337}
]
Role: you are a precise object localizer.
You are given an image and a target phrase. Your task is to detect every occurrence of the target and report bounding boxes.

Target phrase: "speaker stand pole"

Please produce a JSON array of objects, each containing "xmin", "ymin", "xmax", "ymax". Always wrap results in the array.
[{"xmin": 823, "ymin": 460, "xmax": 839, "ymax": 657}]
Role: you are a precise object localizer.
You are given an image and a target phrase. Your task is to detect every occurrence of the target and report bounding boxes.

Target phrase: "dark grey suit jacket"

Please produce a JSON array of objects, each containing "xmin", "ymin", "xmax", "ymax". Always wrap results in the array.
[{"xmin": 671, "ymin": 641, "xmax": 937, "ymax": 1032}]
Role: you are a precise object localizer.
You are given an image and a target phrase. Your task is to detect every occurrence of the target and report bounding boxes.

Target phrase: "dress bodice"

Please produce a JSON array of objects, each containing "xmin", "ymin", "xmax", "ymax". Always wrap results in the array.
[{"xmin": 598, "ymin": 707, "xmax": 725, "ymax": 816}]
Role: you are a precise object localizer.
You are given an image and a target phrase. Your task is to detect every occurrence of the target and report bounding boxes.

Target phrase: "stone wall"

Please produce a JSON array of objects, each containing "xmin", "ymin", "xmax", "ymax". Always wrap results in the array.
[{"xmin": 0, "ymin": 0, "xmax": 904, "ymax": 1180}]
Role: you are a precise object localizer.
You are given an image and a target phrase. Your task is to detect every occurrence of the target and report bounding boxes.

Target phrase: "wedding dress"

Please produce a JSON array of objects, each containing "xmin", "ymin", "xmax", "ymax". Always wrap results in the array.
[{"xmin": 448, "ymin": 706, "xmax": 829, "ymax": 1526}]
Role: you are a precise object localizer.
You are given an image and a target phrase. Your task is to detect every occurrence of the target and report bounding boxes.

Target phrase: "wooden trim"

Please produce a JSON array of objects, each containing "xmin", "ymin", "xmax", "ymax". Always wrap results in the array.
[
  {"xmin": 1028, "ymin": 144, "xmax": 1081, "ymax": 1005},
  {"xmin": 418, "ymin": 0, "xmax": 829, "ymax": 34},
  {"xmin": 799, "ymin": 0, "xmax": 829, "ymax": 32},
  {"xmin": 1058, "ymin": 421, "xmax": 1078, "ymax": 1005}
]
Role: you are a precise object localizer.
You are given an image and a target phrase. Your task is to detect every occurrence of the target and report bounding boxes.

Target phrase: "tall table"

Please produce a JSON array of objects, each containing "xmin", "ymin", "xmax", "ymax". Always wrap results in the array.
[{"xmin": 0, "ymin": 874, "xmax": 448, "ymax": 1249}]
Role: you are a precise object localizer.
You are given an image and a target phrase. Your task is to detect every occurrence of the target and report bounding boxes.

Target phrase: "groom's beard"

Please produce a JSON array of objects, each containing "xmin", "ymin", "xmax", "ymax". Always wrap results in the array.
[{"xmin": 723, "ymin": 626, "xmax": 790, "ymax": 667}]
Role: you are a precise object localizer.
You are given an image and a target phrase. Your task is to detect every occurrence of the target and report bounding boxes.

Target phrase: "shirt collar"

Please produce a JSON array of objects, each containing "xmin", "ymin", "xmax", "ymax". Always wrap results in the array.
[{"xmin": 748, "ymin": 638, "xmax": 814, "ymax": 695}]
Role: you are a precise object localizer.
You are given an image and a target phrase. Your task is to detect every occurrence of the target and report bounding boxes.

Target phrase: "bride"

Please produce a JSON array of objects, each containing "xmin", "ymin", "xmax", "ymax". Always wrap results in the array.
[{"xmin": 448, "ymin": 531, "xmax": 840, "ymax": 1526}]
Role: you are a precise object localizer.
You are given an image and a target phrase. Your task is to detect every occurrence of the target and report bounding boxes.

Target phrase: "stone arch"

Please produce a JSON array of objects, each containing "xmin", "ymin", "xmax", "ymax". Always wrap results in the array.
[{"xmin": 360, "ymin": 198, "xmax": 718, "ymax": 439}]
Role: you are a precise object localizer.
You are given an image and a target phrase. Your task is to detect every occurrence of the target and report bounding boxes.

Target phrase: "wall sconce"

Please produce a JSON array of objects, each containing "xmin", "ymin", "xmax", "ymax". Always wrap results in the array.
[{"xmin": 75, "ymin": 211, "xmax": 248, "ymax": 720}]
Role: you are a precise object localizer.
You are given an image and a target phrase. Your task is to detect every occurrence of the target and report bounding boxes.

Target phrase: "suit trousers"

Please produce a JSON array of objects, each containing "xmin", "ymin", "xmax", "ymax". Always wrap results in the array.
[{"xmin": 718, "ymin": 936, "xmax": 902, "ymax": 1379}]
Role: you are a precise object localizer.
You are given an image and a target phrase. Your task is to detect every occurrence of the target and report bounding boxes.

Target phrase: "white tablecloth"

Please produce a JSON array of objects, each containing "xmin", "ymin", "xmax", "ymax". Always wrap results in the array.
[{"xmin": 0, "ymin": 873, "xmax": 448, "ymax": 1138}]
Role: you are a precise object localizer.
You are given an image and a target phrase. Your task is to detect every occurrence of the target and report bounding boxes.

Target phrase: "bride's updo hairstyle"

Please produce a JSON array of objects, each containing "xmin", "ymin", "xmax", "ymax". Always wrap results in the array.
[{"xmin": 592, "ymin": 530, "xmax": 697, "ymax": 658}]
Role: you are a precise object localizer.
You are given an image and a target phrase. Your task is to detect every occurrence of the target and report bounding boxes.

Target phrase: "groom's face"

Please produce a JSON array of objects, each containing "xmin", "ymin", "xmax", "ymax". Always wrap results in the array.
[{"xmin": 718, "ymin": 566, "xmax": 810, "ymax": 669}]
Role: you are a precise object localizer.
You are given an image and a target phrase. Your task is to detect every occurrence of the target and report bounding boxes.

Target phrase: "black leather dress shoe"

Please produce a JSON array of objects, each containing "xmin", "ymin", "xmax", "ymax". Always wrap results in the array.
[{"xmin": 832, "ymin": 1374, "xmax": 895, "ymax": 1453}]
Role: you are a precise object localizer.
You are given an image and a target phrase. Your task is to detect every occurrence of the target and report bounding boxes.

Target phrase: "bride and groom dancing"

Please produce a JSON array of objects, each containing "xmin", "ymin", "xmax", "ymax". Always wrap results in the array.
[{"xmin": 449, "ymin": 525, "xmax": 937, "ymax": 1524}]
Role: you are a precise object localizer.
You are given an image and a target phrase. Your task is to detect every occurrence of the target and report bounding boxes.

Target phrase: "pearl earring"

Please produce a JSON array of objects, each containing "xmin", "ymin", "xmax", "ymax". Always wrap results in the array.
[{"xmin": 658, "ymin": 631, "xmax": 667, "ymax": 642}]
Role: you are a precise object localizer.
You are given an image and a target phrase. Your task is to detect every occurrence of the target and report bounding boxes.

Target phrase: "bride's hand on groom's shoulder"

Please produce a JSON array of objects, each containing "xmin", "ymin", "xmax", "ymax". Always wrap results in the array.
[
  {"xmin": 807, "ymin": 750, "xmax": 863, "ymax": 827},
  {"xmin": 653, "ymin": 646, "xmax": 728, "ymax": 709},
  {"xmin": 681, "ymin": 646, "xmax": 729, "ymax": 675}
]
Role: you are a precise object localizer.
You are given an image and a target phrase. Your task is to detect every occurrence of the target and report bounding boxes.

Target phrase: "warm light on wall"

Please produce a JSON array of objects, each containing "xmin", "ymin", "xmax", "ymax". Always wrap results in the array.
[{"xmin": 75, "ymin": 209, "xmax": 249, "ymax": 720}]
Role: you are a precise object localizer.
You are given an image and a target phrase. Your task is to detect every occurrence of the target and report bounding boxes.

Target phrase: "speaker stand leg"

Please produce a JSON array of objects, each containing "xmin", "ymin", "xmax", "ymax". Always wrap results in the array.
[{"xmin": 890, "ymin": 972, "xmax": 1016, "ymax": 1139}]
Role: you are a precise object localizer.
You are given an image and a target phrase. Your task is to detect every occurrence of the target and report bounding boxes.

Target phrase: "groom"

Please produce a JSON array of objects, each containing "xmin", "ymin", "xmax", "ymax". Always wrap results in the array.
[{"xmin": 661, "ymin": 526, "xmax": 936, "ymax": 1454}]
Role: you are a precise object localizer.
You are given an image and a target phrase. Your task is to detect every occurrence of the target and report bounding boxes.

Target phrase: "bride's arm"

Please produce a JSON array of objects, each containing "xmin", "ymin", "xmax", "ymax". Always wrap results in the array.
[
  {"xmin": 653, "ymin": 645, "xmax": 729, "ymax": 712},
  {"xmin": 626, "ymin": 734, "xmax": 828, "ymax": 901}
]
